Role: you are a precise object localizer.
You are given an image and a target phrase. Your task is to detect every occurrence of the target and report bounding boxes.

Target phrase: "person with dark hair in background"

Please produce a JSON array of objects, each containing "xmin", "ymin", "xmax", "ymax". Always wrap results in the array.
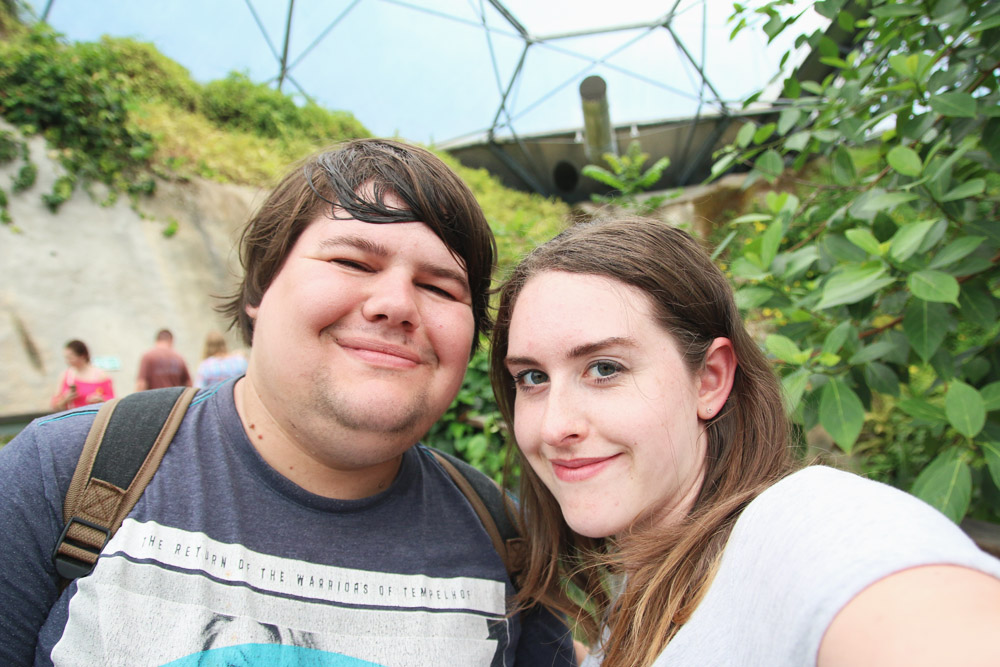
[
  {"xmin": 0, "ymin": 139, "xmax": 576, "ymax": 666},
  {"xmin": 490, "ymin": 216, "xmax": 1000, "ymax": 667},
  {"xmin": 136, "ymin": 328, "xmax": 192, "ymax": 390},
  {"xmin": 50, "ymin": 339, "xmax": 114, "ymax": 410}
]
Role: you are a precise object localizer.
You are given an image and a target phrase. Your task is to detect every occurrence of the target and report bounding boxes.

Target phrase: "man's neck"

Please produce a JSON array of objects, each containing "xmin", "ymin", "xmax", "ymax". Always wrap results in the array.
[{"xmin": 232, "ymin": 377, "xmax": 404, "ymax": 500}]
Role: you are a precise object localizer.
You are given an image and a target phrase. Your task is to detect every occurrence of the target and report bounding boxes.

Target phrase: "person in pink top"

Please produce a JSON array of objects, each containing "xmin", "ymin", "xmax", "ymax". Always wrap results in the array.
[{"xmin": 51, "ymin": 339, "xmax": 115, "ymax": 410}]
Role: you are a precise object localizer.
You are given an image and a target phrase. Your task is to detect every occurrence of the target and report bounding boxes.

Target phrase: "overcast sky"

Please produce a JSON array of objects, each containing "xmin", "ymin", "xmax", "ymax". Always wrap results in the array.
[{"xmin": 25, "ymin": 0, "xmax": 823, "ymax": 145}]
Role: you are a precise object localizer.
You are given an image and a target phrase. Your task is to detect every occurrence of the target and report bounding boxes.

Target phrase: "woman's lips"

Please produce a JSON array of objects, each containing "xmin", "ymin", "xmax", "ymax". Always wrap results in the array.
[{"xmin": 549, "ymin": 454, "xmax": 620, "ymax": 482}]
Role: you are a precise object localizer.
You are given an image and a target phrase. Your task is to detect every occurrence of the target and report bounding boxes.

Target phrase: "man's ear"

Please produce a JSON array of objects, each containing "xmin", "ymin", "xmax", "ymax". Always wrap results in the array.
[
  {"xmin": 697, "ymin": 338, "xmax": 736, "ymax": 420},
  {"xmin": 245, "ymin": 303, "xmax": 259, "ymax": 320}
]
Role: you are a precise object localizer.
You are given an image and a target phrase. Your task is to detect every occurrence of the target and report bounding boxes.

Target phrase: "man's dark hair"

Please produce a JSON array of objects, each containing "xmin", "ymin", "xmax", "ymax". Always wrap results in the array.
[
  {"xmin": 156, "ymin": 329, "xmax": 173, "ymax": 343},
  {"xmin": 221, "ymin": 139, "xmax": 497, "ymax": 351}
]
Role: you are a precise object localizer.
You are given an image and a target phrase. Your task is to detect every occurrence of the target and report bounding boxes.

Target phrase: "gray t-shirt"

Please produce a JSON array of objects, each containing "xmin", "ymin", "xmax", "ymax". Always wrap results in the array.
[
  {"xmin": 583, "ymin": 466, "xmax": 1000, "ymax": 666},
  {"xmin": 0, "ymin": 381, "xmax": 574, "ymax": 666}
]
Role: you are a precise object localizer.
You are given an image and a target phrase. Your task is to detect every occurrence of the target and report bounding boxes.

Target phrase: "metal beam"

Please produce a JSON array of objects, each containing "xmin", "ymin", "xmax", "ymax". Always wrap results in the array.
[{"xmin": 277, "ymin": 0, "xmax": 296, "ymax": 91}]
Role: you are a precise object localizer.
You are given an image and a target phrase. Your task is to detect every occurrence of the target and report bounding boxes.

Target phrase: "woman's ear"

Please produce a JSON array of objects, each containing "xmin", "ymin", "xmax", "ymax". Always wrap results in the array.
[{"xmin": 697, "ymin": 338, "xmax": 736, "ymax": 420}]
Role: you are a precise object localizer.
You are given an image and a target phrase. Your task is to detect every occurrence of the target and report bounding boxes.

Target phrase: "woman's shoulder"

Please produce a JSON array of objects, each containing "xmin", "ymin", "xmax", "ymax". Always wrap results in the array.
[
  {"xmin": 744, "ymin": 465, "xmax": 963, "ymax": 541},
  {"xmin": 724, "ymin": 465, "xmax": 1000, "ymax": 582}
]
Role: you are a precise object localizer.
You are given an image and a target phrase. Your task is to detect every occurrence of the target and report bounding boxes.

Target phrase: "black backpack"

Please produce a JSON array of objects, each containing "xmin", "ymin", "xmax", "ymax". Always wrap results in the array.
[{"xmin": 53, "ymin": 386, "xmax": 524, "ymax": 586}]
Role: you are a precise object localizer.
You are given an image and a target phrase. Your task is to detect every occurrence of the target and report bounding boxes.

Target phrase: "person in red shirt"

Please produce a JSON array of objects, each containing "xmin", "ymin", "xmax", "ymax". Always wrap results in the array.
[{"xmin": 136, "ymin": 329, "xmax": 192, "ymax": 390}]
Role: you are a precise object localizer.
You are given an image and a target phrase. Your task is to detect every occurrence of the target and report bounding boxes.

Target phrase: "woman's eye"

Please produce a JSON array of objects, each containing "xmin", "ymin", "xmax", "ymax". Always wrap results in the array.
[
  {"xmin": 514, "ymin": 369, "xmax": 548, "ymax": 387},
  {"xmin": 587, "ymin": 360, "xmax": 623, "ymax": 380}
]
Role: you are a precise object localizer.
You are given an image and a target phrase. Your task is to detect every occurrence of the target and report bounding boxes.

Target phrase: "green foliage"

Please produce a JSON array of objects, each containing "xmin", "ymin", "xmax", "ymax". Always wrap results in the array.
[
  {"xmin": 78, "ymin": 36, "xmax": 203, "ymax": 112},
  {"xmin": 422, "ymin": 343, "xmax": 508, "ymax": 483},
  {"xmin": 201, "ymin": 72, "xmax": 369, "ymax": 146},
  {"xmin": 582, "ymin": 139, "xmax": 677, "ymax": 213},
  {"xmin": 718, "ymin": 0, "xmax": 1000, "ymax": 522},
  {"xmin": 0, "ymin": 26, "xmax": 156, "ymax": 210},
  {"xmin": 0, "ymin": 128, "xmax": 30, "ymax": 221}
]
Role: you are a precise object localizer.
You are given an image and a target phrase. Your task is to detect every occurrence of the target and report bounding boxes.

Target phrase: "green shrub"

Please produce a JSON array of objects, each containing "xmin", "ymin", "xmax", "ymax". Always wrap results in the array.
[
  {"xmin": 716, "ymin": 0, "xmax": 1000, "ymax": 523},
  {"xmin": 0, "ymin": 26, "xmax": 156, "ymax": 208},
  {"xmin": 201, "ymin": 72, "xmax": 369, "ymax": 145},
  {"xmin": 77, "ymin": 36, "xmax": 203, "ymax": 112}
]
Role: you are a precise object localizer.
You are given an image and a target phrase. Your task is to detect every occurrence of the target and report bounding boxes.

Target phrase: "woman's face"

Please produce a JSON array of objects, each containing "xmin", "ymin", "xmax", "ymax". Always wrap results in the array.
[
  {"xmin": 504, "ymin": 271, "xmax": 711, "ymax": 538},
  {"xmin": 64, "ymin": 348, "xmax": 86, "ymax": 369}
]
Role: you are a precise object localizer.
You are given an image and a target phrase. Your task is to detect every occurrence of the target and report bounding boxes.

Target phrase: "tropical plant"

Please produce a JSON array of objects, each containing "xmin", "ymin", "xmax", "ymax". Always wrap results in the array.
[
  {"xmin": 582, "ymin": 139, "xmax": 677, "ymax": 213},
  {"xmin": 714, "ymin": 0, "xmax": 1000, "ymax": 522}
]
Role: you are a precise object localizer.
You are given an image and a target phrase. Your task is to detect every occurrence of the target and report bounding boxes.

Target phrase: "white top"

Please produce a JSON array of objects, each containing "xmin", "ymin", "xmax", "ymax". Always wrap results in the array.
[{"xmin": 581, "ymin": 466, "xmax": 1000, "ymax": 666}]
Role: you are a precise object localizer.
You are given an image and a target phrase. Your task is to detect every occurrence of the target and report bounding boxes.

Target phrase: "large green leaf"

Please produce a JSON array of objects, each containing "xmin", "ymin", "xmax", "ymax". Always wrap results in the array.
[
  {"xmin": 982, "ymin": 441, "xmax": 1000, "ymax": 493},
  {"xmin": 898, "ymin": 397, "xmax": 947, "ymax": 424},
  {"xmin": 941, "ymin": 178, "xmax": 985, "ymax": 202},
  {"xmin": 816, "ymin": 263, "xmax": 895, "ymax": 309},
  {"xmin": 781, "ymin": 368, "xmax": 811, "ymax": 415},
  {"xmin": 982, "ymin": 382, "xmax": 1000, "ymax": 412},
  {"xmin": 908, "ymin": 270, "xmax": 960, "ymax": 305},
  {"xmin": 902, "ymin": 300, "xmax": 949, "ymax": 361},
  {"xmin": 831, "ymin": 145, "xmax": 856, "ymax": 185},
  {"xmin": 754, "ymin": 149, "xmax": 784, "ymax": 183},
  {"xmin": 911, "ymin": 448, "xmax": 972, "ymax": 523},
  {"xmin": 856, "ymin": 191, "xmax": 919, "ymax": 215},
  {"xmin": 848, "ymin": 341, "xmax": 897, "ymax": 365},
  {"xmin": 778, "ymin": 108, "xmax": 801, "ymax": 135},
  {"xmin": 929, "ymin": 91, "xmax": 977, "ymax": 118},
  {"xmin": 845, "ymin": 228, "xmax": 882, "ymax": 256},
  {"xmin": 864, "ymin": 362, "xmax": 900, "ymax": 397},
  {"xmin": 886, "ymin": 145, "xmax": 922, "ymax": 176},
  {"xmin": 928, "ymin": 236, "xmax": 984, "ymax": 270},
  {"xmin": 760, "ymin": 218, "xmax": 784, "ymax": 270},
  {"xmin": 819, "ymin": 379, "xmax": 865, "ymax": 453},
  {"xmin": 734, "ymin": 286, "xmax": 774, "ymax": 311},
  {"xmin": 889, "ymin": 219, "xmax": 938, "ymax": 263},
  {"xmin": 822, "ymin": 320, "xmax": 853, "ymax": 355},
  {"xmin": 777, "ymin": 246, "xmax": 820, "ymax": 280},
  {"xmin": 958, "ymin": 284, "xmax": 997, "ymax": 328},
  {"xmin": 945, "ymin": 381, "xmax": 986, "ymax": 438},
  {"xmin": 766, "ymin": 334, "xmax": 809, "ymax": 364}
]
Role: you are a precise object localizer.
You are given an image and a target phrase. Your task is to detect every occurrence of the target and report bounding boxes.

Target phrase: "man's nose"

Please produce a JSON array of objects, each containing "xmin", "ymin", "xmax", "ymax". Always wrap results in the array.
[{"xmin": 360, "ymin": 270, "xmax": 420, "ymax": 329}]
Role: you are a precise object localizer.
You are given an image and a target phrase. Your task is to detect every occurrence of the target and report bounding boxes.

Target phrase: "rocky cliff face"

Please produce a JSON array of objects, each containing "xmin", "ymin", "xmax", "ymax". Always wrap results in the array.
[{"xmin": 1, "ymin": 124, "xmax": 263, "ymax": 416}]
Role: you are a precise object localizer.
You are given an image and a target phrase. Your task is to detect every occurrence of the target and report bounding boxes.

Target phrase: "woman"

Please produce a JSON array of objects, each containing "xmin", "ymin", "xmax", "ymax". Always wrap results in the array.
[
  {"xmin": 51, "ymin": 339, "xmax": 114, "ymax": 410},
  {"xmin": 194, "ymin": 331, "xmax": 247, "ymax": 389},
  {"xmin": 489, "ymin": 217, "xmax": 1000, "ymax": 666}
]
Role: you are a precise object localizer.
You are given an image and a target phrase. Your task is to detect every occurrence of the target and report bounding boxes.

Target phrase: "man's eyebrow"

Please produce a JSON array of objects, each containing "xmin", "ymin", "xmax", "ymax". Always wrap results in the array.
[
  {"xmin": 320, "ymin": 234, "xmax": 469, "ymax": 292},
  {"xmin": 506, "ymin": 337, "xmax": 636, "ymax": 368},
  {"xmin": 319, "ymin": 234, "xmax": 387, "ymax": 256}
]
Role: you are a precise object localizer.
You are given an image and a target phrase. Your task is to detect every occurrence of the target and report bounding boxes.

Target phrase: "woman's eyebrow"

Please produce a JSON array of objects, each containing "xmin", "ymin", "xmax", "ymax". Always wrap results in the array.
[{"xmin": 506, "ymin": 337, "xmax": 637, "ymax": 368}]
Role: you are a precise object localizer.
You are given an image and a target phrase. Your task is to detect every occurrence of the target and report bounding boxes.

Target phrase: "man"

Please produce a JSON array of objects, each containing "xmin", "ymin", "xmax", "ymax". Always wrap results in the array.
[
  {"xmin": 0, "ymin": 139, "xmax": 576, "ymax": 665},
  {"xmin": 135, "ymin": 328, "xmax": 192, "ymax": 390}
]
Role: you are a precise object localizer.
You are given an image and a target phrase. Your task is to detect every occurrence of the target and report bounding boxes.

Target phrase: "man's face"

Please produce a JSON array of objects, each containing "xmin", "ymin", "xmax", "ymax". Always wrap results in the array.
[{"xmin": 245, "ymin": 201, "xmax": 474, "ymax": 469}]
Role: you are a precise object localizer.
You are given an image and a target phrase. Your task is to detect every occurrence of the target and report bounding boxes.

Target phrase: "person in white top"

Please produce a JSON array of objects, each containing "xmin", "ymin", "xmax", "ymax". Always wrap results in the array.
[{"xmin": 490, "ymin": 216, "xmax": 1000, "ymax": 667}]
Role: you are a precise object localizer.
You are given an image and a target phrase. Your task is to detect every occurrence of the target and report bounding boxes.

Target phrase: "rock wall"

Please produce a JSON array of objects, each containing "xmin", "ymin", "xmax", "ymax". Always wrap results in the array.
[{"xmin": 0, "ymin": 124, "xmax": 264, "ymax": 416}]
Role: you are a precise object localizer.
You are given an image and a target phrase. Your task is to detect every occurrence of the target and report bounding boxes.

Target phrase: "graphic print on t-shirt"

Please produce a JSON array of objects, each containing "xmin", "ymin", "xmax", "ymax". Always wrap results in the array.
[{"xmin": 53, "ymin": 519, "xmax": 509, "ymax": 666}]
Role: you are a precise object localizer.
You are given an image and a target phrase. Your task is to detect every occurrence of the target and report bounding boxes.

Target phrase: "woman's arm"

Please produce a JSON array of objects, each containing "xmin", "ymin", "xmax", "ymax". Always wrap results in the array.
[{"xmin": 818, "ymin": 564, "xmax": 1000, "ymax": 667}]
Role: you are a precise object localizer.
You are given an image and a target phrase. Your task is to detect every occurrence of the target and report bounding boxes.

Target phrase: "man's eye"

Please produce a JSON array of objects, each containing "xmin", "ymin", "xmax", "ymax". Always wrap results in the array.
[
  {"xmin": 332, "ymin": 259, "xmax": 371, "ymax": 271},
  {"xmin": 420, "ymin": 283, "xmax": 456, "ymax": 300}
]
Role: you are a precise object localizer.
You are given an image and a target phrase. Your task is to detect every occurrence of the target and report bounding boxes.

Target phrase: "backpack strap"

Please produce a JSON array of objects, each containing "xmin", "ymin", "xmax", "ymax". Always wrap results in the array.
[
  {"xmin": 429, "ymin": 448, "xmax": 526, "ymax": 584},
  {"xmin": 53, "ymin": 386, "xmax": 198, "ymax": 582}
]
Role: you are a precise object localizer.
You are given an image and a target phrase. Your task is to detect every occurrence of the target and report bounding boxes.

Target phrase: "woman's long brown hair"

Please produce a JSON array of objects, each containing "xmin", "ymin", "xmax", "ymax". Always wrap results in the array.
[{"xmin": 490, "ymin": 217, "xmax": 797, "ymax": 667}]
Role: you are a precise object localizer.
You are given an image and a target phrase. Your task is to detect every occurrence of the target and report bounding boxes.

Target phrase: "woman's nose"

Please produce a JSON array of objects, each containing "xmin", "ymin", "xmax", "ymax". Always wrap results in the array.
[{"xmin": 539, "ymin": 384, "xmax": 587, "ymax": 447}]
